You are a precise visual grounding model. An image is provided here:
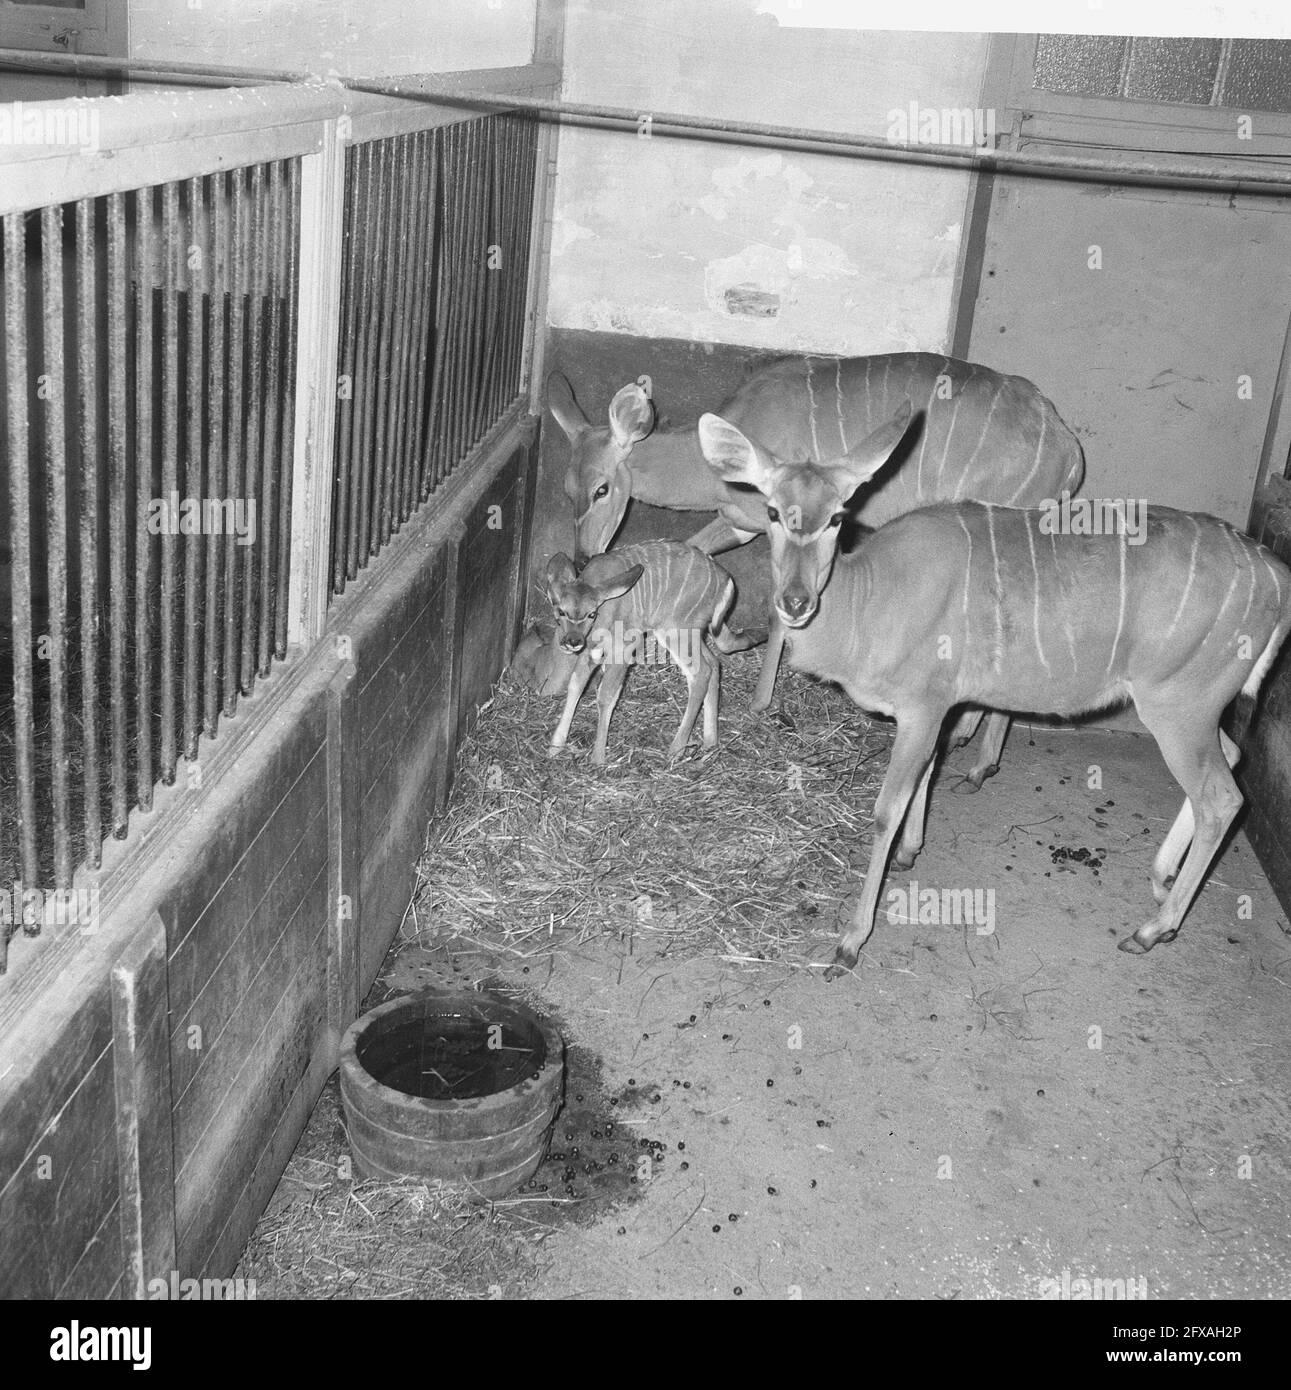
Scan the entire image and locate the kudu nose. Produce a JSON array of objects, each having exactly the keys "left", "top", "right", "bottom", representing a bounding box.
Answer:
[{"left": 780, "top": 589, "right": 814, "bottom": 622}]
